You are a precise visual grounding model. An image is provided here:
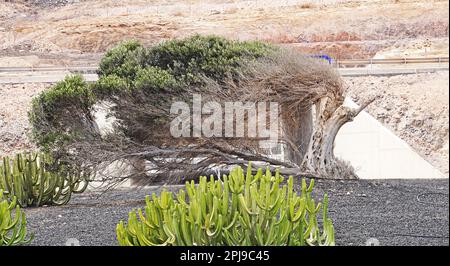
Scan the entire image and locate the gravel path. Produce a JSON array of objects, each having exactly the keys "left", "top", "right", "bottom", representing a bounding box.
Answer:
[{"left": 23, "top": 179, "right": 449, "bottom": 246}]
